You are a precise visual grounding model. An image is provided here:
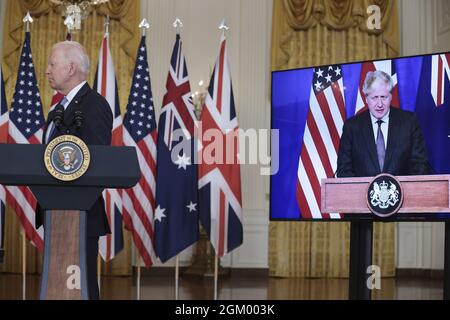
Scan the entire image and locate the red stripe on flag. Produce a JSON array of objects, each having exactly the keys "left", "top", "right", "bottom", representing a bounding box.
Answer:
[
  {"left": 219, "top": 190, "right": 225, "bottom": 257},
  {"left": 122, "top": 207, "right": 153, "bottom": 267},
  {"left": 306, "top": 115, "right": 334, "bottom": 176},
  {"left": 296, "top": 179, "right": 312, "bottom": 219},
  {"left": 0, "top": 123, "right": 8, "bottom": 143},
  {"left": 331, "top": 82, "right": 346, "bottom": 121},
  {"left": 111, "top": 125, "right": 123, "bottom": 146},
  {"left": 105, "top": 191, "right": 112, "bottom": 261},
  {"left": 5, "top": 189, "right": 43, "bottom": 251},
  {"left": 315, "top": 92, "right": 341, "bottom": 153},
  {"left": 28, "top": 135, "right": 41, "bottom": 145},
  {"left": 322, "top": 213, "right": 331, "bottom": 219},
  {"left": 123, "top": 188, "right": 154, "bottom": 240},
  {"left": 216, "top": 40, "right": 226, "bottom": 113},
  {"left": 438, "top": 56, "right": 443, "bottom": 107},
  {"left": 300, "top": 147, "right": 321, "bottom": 209}
]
